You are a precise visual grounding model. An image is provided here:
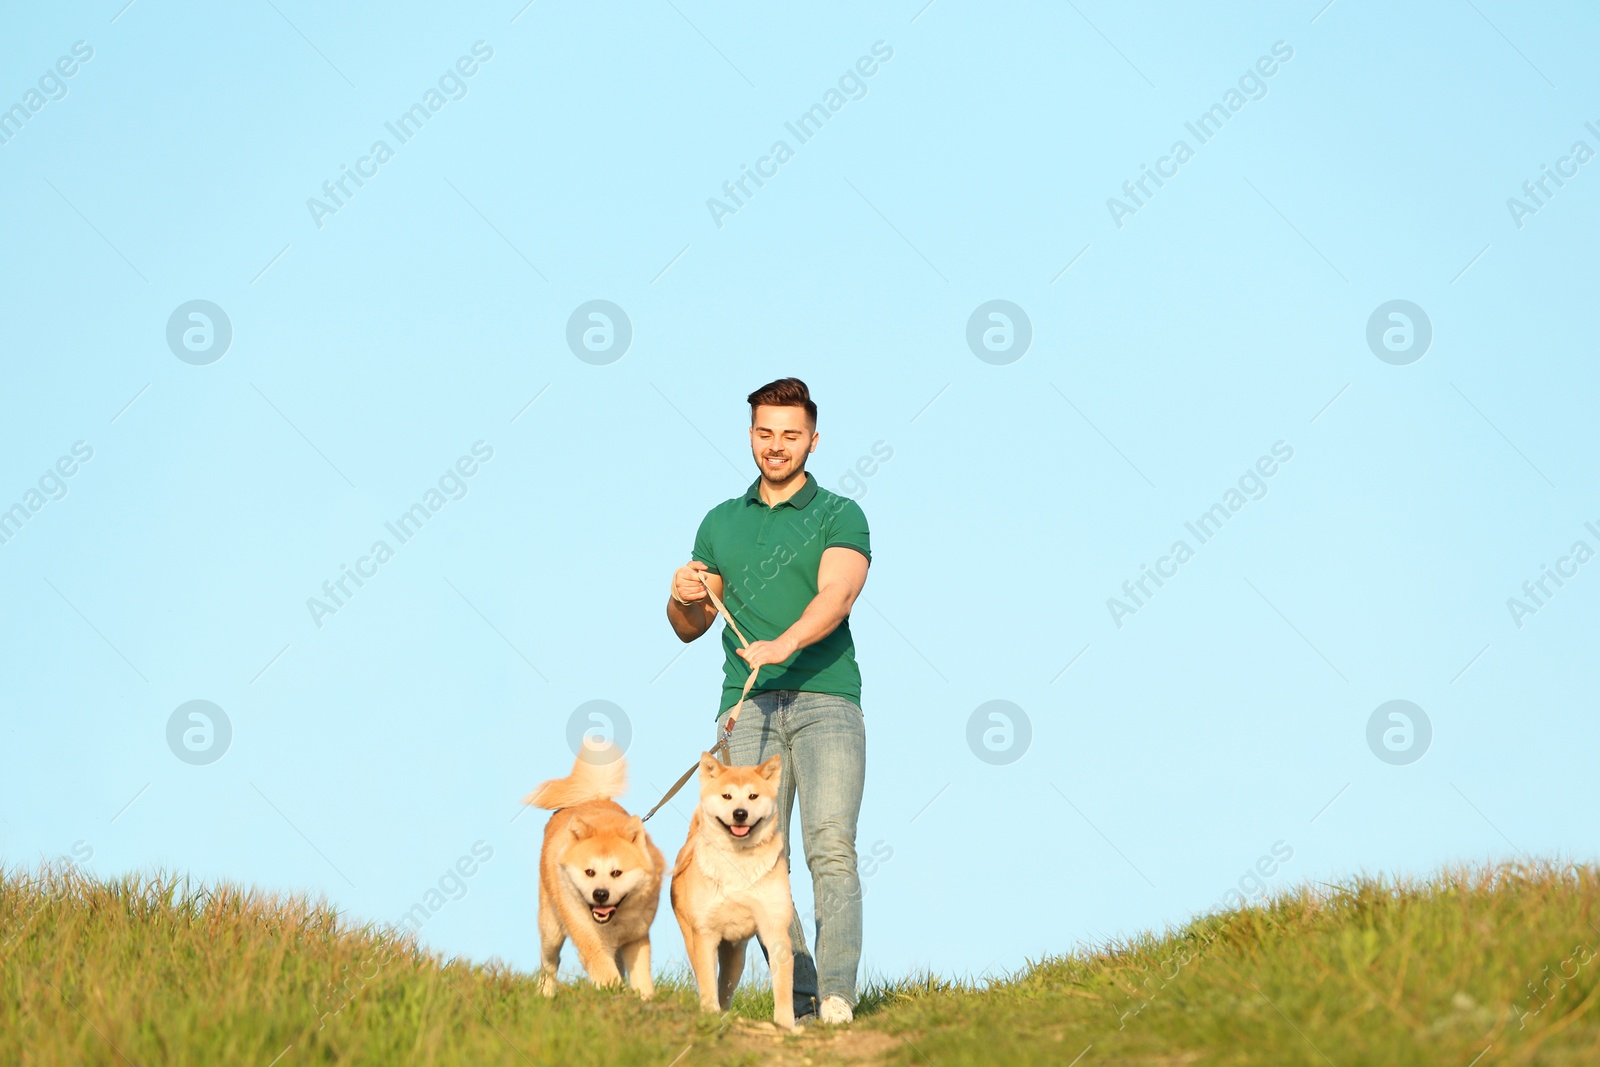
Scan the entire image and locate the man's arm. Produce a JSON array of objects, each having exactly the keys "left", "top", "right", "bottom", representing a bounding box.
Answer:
[
  {"left": 667, "top": 561, "right": 723, "bottom": 642},
  {"left": 736, "top": 546, "right": 869, "bottom": 669}
]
